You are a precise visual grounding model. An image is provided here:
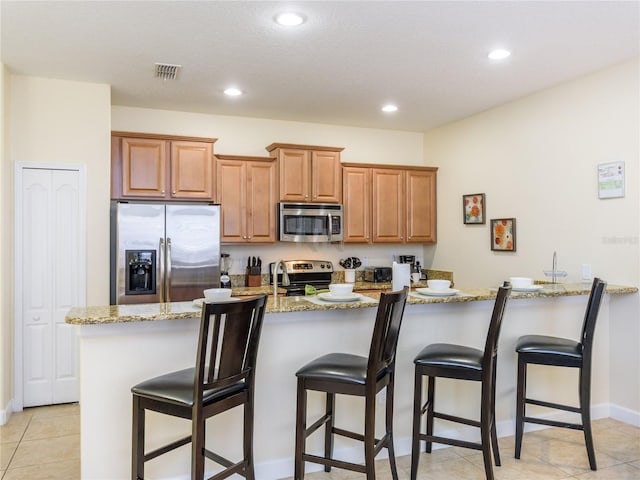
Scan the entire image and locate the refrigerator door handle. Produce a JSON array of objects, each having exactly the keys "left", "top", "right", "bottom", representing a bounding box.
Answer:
[
  {"left": 159, "top": 238, "right": 165, "bottom": 303},
  {"left": 166, "top": 237, "right": 172, "bottom": 303}
]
